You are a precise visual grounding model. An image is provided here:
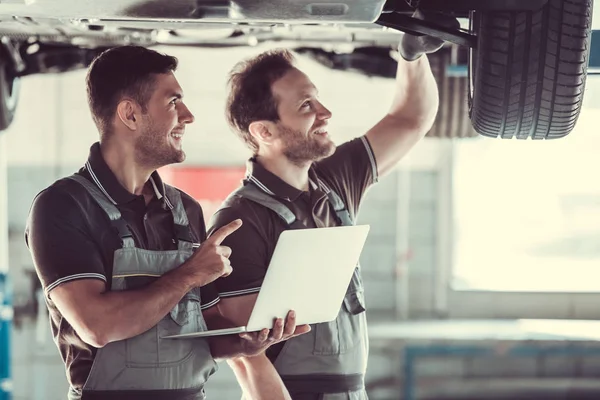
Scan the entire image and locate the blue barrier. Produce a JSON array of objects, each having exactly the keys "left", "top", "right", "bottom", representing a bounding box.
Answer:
[
  {"left": 589, "top": 30, "right": 600, "bottom": 73},
  {"left": 445, "top": 65, "right": 468, "bottom": 77},
  {"left": 0, "top": 273, "right": 11, "bottom": 400},
  {"left": 402, "top": 343, "right": 600, "bottom": 400}
]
